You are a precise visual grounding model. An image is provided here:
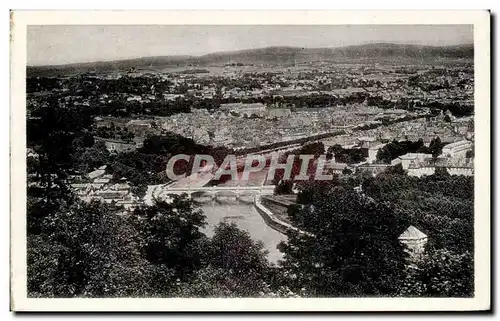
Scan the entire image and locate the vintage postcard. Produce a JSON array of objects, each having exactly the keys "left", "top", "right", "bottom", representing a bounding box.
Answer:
[{"left": 10, "top": 10, "right": 490, "bottom": 312}]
